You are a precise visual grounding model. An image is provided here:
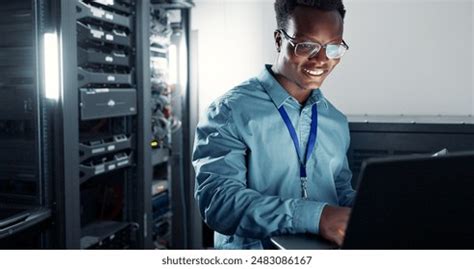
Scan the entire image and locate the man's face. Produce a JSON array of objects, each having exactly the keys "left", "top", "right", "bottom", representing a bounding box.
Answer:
[{"left": 274, "top": 6, "right": 344, "bottom": 92}]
